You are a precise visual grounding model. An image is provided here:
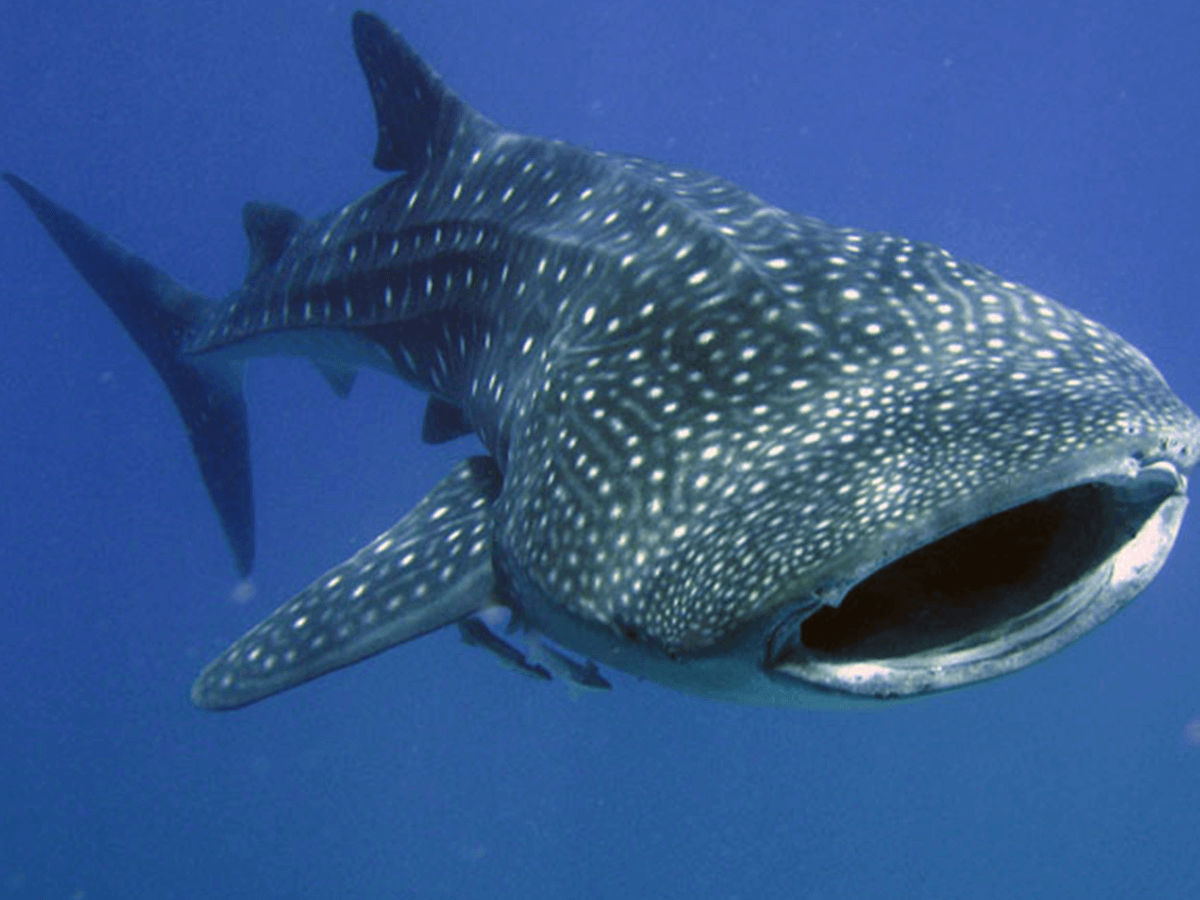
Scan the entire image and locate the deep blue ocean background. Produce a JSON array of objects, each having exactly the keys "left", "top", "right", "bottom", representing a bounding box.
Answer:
[{"left": 2, "top": 2, "right": 1198, "bottom": 897}]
